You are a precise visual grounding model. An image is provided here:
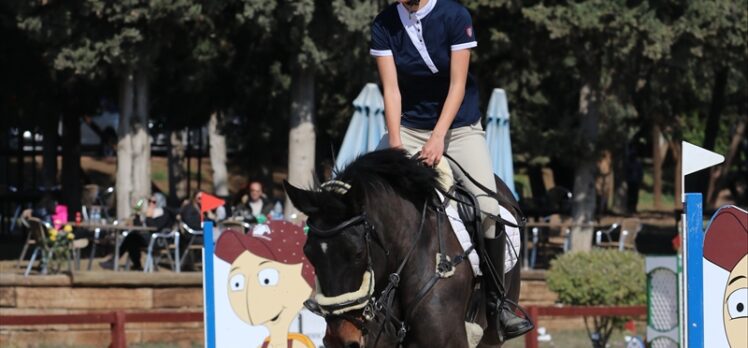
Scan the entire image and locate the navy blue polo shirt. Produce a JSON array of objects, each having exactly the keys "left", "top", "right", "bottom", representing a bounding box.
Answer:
[{"left": 370, "top": 0, "right": 481, "bottom": 130}]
